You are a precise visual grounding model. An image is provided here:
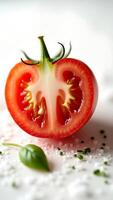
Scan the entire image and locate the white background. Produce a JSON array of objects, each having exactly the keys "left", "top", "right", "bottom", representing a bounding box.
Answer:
[
  {"left": 0, "top": 0, "right": 113, "bottom": 106},
  {"left": 0, "top": 1, "right": 113, "bottom": 200}
]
